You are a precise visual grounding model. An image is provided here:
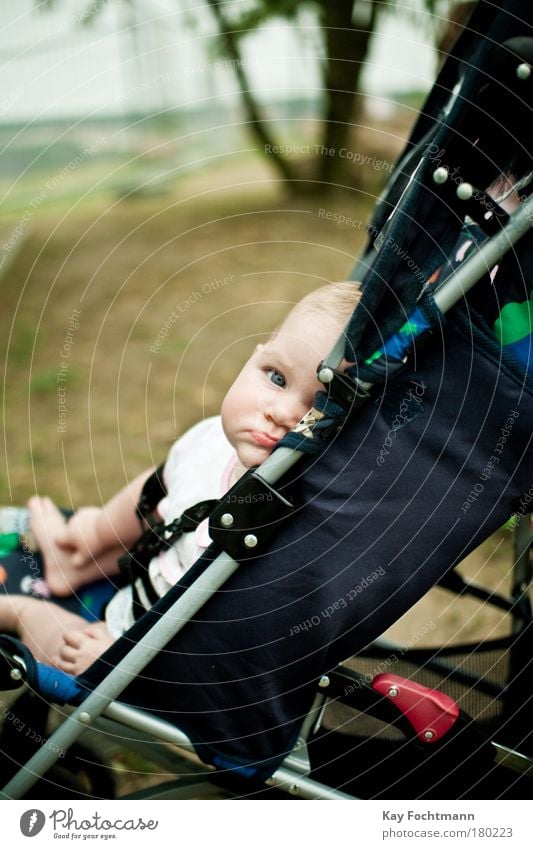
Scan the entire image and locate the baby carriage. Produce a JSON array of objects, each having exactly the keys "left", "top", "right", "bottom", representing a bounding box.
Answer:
[{"left": 0, "top": 0, "right": 532, "bottom": 800}]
